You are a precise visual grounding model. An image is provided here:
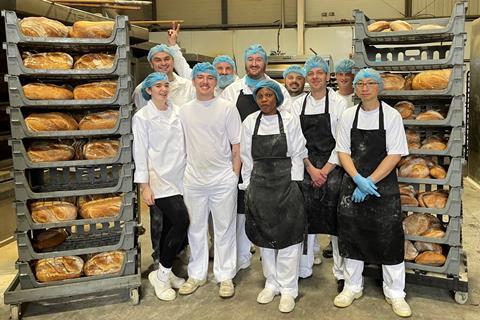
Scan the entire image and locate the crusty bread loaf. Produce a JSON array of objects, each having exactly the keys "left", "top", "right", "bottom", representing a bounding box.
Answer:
[
  {"left": 429, "top": 165, "right": 447, "bottom": 179},
  {"left": 403, "top": 213, "right": 442, "bottom": 236},
  {"left": 82, "top": 140, "right": 119, "bottom": 160},
  {"left": 381, "top": 73, "right": 405, "bottom": 90},
  {"left": 19, "top": 17, "right": 68, "bottom": 38},
  {"left": 416, "top": 24, "right": 445, "bottom": 31},
  {"left": 74, "top": 53, "right": 115, "bottom": 70},
  {"left": 394, "top": 101, "right": 415, "bottom": 119},
  {"left": 25, "top": 112, "right": 78, "bottom": 131},
  {"left": 414, "top": 241, "right": 442, "bottom": 253},
  {"left": 31, "top": 201, "right": 77, "bottom": 223},
  {"left": 79, "top": 110, "right": 119, "bottom": 130},
  {"left": 406, "top": 129, "right": 420, "bottom": 144},
  {"left": 412, "top": 69, "right": 451, "bottom": 90},
  {"left": 421, "top": 141, "right": 447, "bottom": 150},
  {"left": 390, "top": 20, "right": 413, "bottom": 31},
  {"left": 73, "top": 81, "right": 116, "bottom": 100},
  {"left": 415, "top": 251, "right": 446, "bottom": 266},
  {"left": 401, "top": 194, "right": 419, "bottom": 207},
  {"left": 69, "top": 21, "right": 115, "bottom": 38},
  {"left": 421, "top": 228, "right": 446, "bottom": 239},
  {"left": 405, "top": 240, "right": 418, "bottom": 261},
  {"left": 399, "top": 161, "right": 430, "bottom": 179},
  {"left": 399, "top": 184, "right": 416, "bottom": 198},
  {"left": 416, "top": 110, "right": 444, "bottom": 121},
  {"left": 23, "top": 83, "right": 74, "bottom": 100},
  {"left": 404, "top": 74, "right": 415, "bottom": 90},
  {"left": 367, "top": 21, "right": 390, "bottom": 32},
  {"left": 23, "top": 52, "right": 73, "bottom": 70},
  {"left": 79, "top": 196, "right": 122, "bottom": 219},
  {"left": 83, "top": 251, "right": 125, "bottom": 276},
  {"left": 33, "top": 229, "right": 68, "bottom": 250},
  {"left": 35, "top": 256, "right": 83, "bottom": 282},
  {"left": 27, "top": 142, "right": 75, "bottom": 162}
]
